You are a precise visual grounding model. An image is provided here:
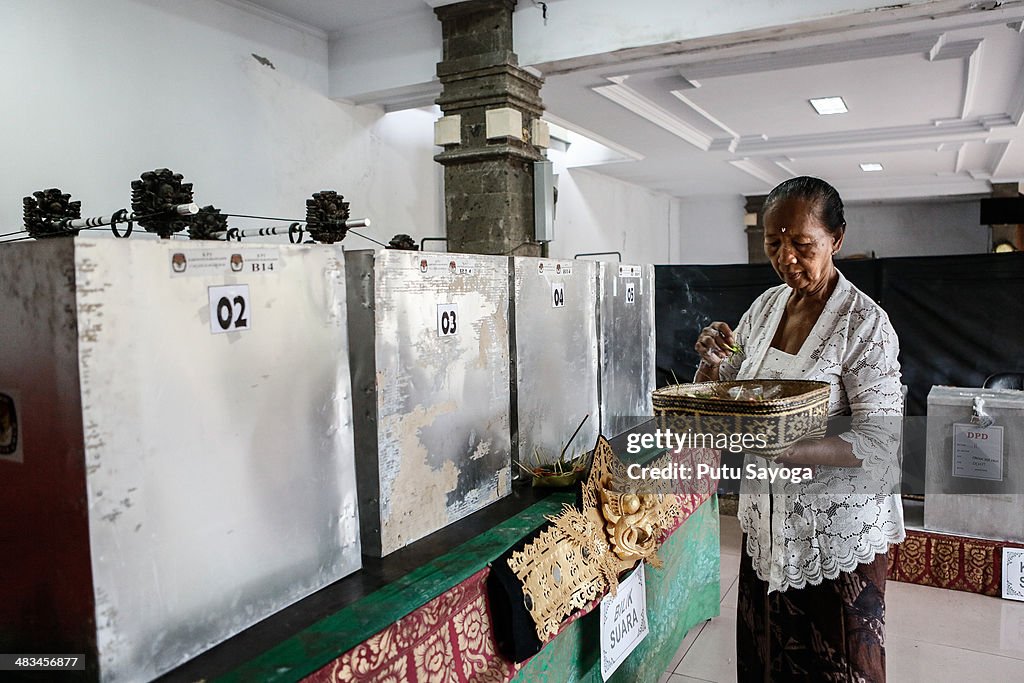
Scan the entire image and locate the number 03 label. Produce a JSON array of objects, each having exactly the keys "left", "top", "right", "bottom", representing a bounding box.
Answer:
[
  {"left": 208, "top": 284, "right": 251, "bottom": 334},
  {"left": 437, "top": 303, "right": 458, "bottom": 337}
]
